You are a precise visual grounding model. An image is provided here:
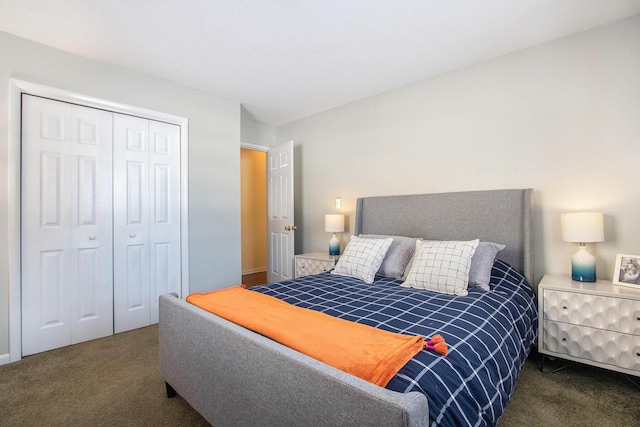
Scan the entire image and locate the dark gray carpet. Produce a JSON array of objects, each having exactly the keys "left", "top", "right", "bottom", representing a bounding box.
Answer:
[
  {"left": 501, "top": 354, "right": 639, "bottom": 427},
  {"left": 1, "top": 325, "right": 638, "bottom": 426},
  {"left": 0, "top": 325, "right": 208, "bottom": 426}
]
